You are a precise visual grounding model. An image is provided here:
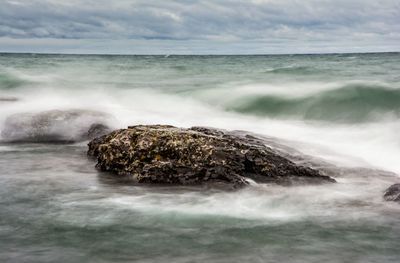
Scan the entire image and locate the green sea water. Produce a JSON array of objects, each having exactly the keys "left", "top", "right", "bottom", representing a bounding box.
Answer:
[{"left": 0, "top": 53, "right": 400, "bottom": 262}]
